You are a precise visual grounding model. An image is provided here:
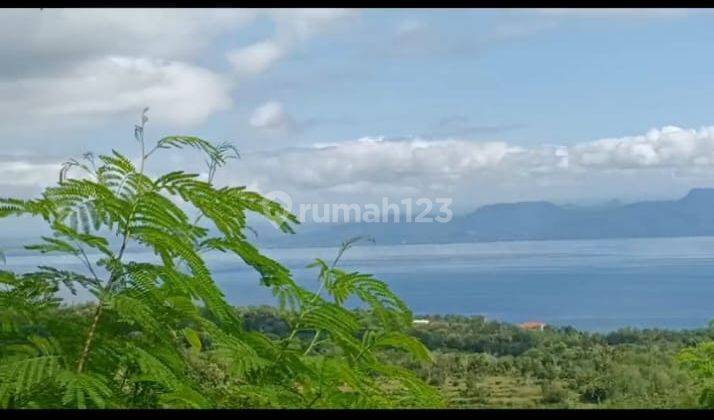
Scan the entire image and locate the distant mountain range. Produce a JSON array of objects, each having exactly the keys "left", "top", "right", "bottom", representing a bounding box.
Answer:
[{"left": 255, "top": 188, "right": 714, "bottom": 247}]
